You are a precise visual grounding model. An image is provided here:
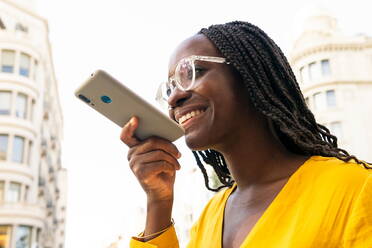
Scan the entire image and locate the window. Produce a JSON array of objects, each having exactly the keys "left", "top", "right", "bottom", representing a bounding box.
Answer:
[
  {"left": 0, "top": 182, "right": 4, "bottom": 202},
  {"left": 35, "top": 228, "right": 41, "bottom": 248},
  {"left": 321, "top": 59, "right": 331, "bottom": 76},
  {"left": 313, "top": 92, "right": 325, "bottom": 110},
  {"left": 0, "top": 225, "right": 11, "bottom": 248},
  {"left": 299, "top": 67, "right": 304, "bottom": 82},
  {"left": 308, "top": 62, "right": 318, "bottom": 81},
  {"left": 7, "top": 182, "right": 21, "bottom": 202},
  {"left": 15, "top": 93, "right": 28, "bottom": 119},
  {"left": 300, "top": 66, "right": 308, "bottom": 83},
  {"left": 15, "top": 23, "right": 28, "bottom": 33},
  {"left": 15, "top": 226, "right": 31, "bottom": 248},
  {"left": 0, "top": 134, "right": 8, "bottom": 161},
  {"left": 0, "top": 91, "right": 11, "bottom": 115},
  {"left": 326, "top": 90, "right": 336, "bottom": 107},
  {"left": 19, "top": 53, "right": 31, "bottom": 77},
  {"left": 12, "top": 136, "right": 25, "bottom": 163},
  {"left": 1, "top": 50, "right": 15, "bottom": 73},
  {"left": 330, "top": 122, "right": 342, "bottom": 138}
]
